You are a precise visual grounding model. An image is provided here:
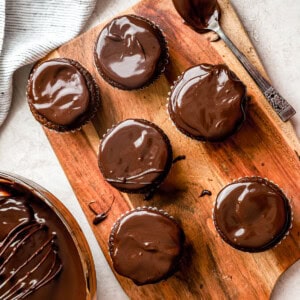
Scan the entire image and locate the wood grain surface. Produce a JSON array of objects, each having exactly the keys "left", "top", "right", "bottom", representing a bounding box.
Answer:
[{"left": 42, "top": 0, "right": 300, "bottom": 299}]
